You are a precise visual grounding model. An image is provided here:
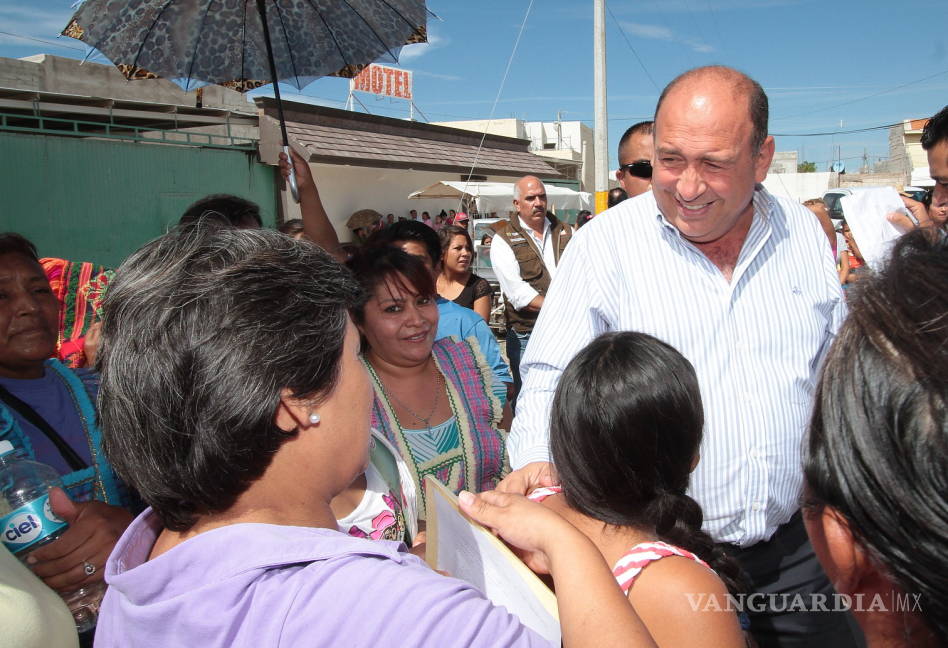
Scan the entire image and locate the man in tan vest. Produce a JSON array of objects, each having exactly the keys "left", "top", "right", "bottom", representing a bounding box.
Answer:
[{"left": 489, "top": 175, "right": 572, "bottom": 402}]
